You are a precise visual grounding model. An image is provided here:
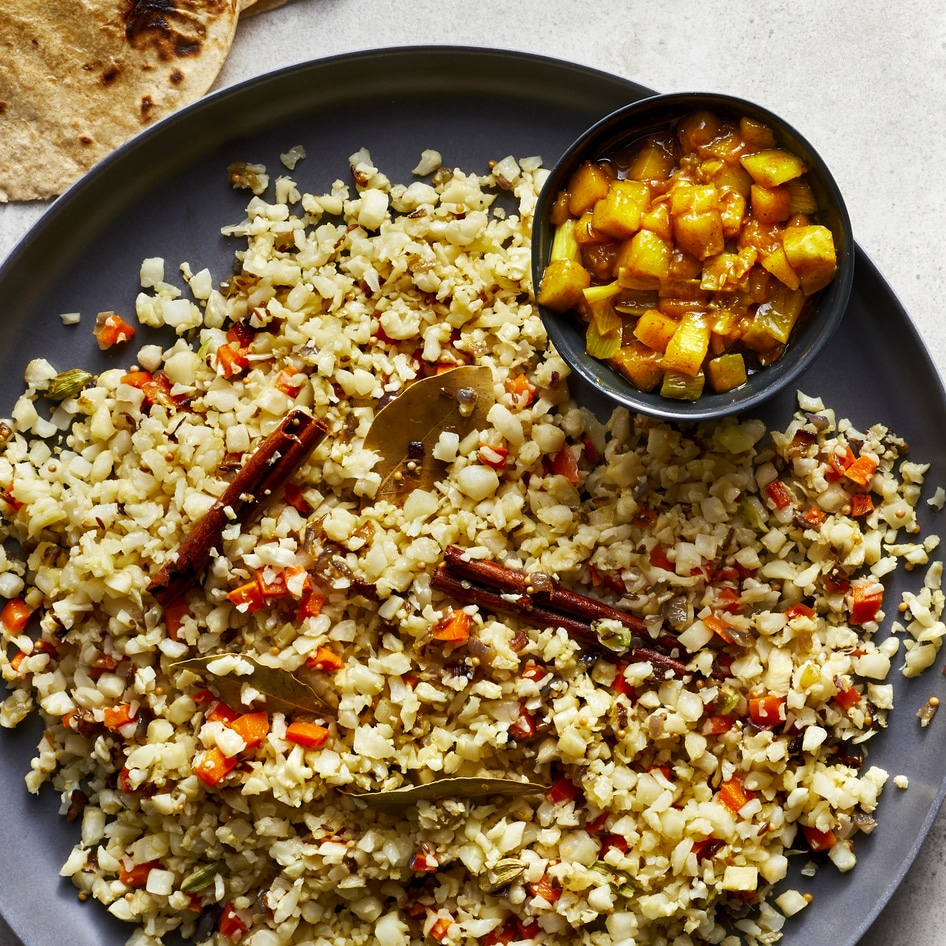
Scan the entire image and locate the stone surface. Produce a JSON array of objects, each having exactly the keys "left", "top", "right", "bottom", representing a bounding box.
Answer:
[{"left": 1, "top": 2, "right": 945, "bottom": 945}]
